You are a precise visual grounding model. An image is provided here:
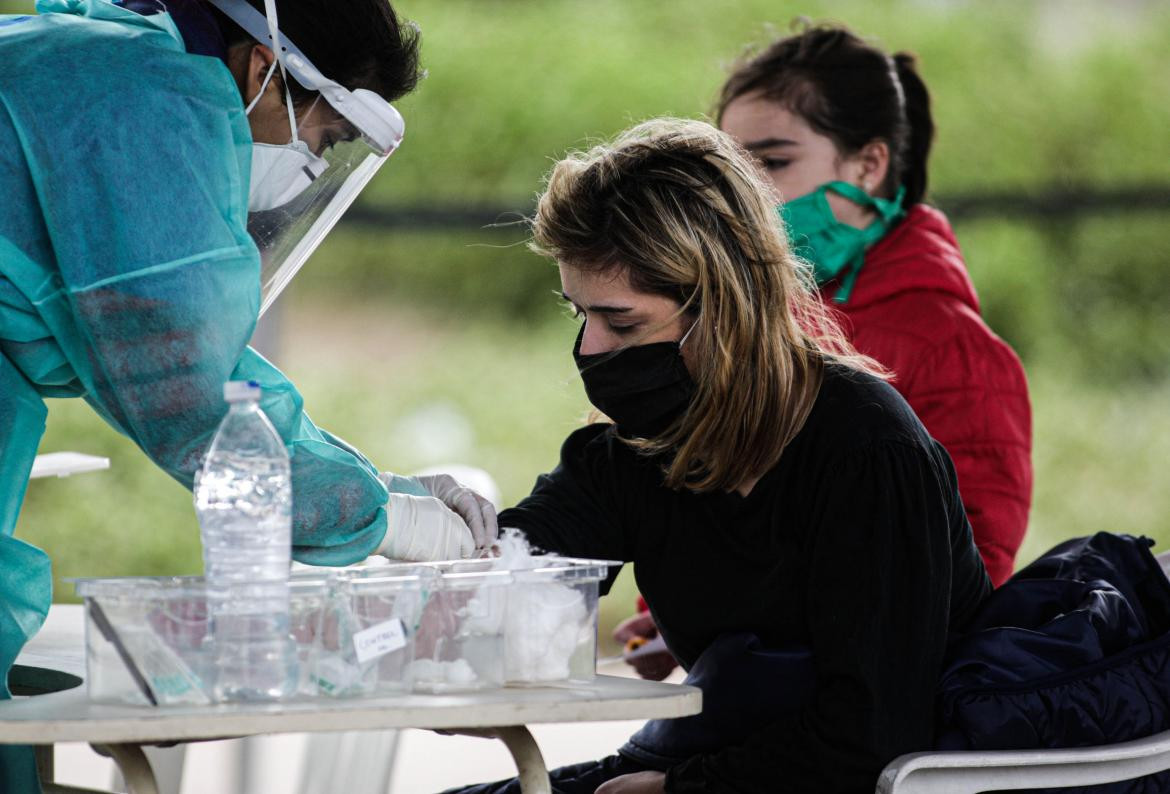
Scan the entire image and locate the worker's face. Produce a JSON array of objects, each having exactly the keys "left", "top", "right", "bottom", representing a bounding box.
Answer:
[
  {"left": 560, "top": 264, "right": 693, "bottom": 366},
  {"left": 240, "top": 45, "right": 359, "bottom": 156},
  {"left": 720, "top": 92, "right": 886, "bottom": 229}
]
